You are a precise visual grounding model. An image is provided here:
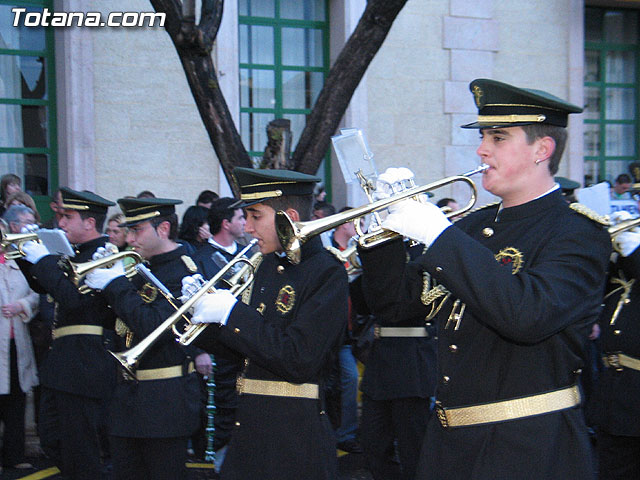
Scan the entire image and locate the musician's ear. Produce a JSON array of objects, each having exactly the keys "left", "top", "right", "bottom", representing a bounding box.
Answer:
[{"left": 284, "top": 208, "right": 300, "bottom": 223}]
